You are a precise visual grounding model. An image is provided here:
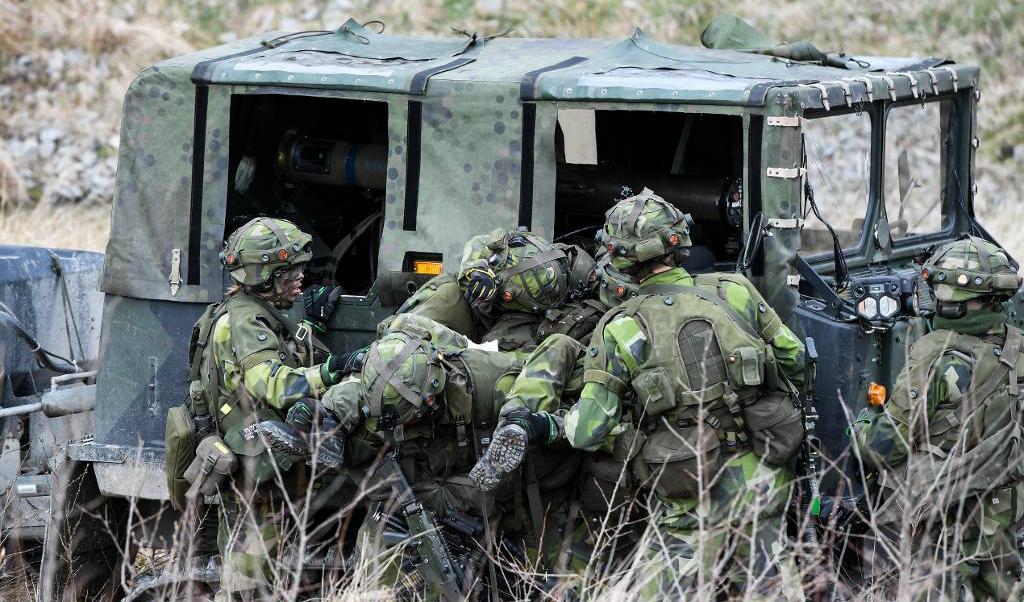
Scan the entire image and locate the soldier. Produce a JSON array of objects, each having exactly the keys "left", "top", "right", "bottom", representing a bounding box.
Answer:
[
  {"left": 184, "top": 217, "right": 355, "bottom": 600},
  {"left": 472, "top": 188, "right": 806, "bottom": 597},
  {"left": 852, "top": 236, "right": 1024, "bottom": 600},
  {"left": 391, "top": 227, "right": 598, "bottom": 351},
  {"left": 260, "top": 312, "right": 588, "bottom": 597}
]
